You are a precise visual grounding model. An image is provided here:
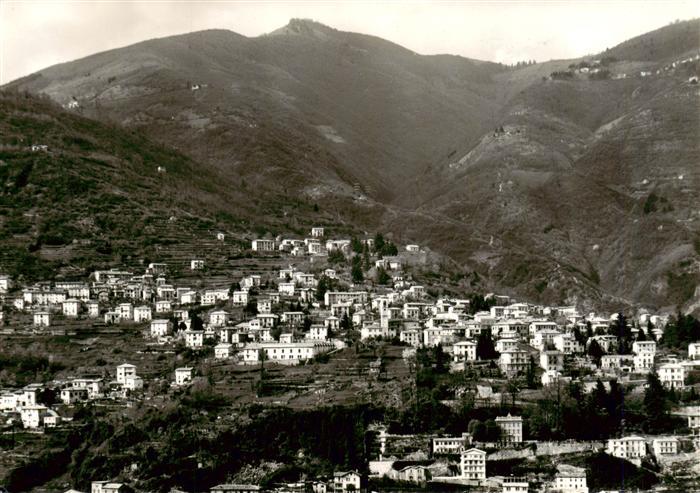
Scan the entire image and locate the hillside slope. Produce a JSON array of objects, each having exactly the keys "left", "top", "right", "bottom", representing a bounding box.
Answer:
[
  {"left": 0, "top": 91, "right": 354, "bottom": 281},
  {"left": 5, "top": 18, "right": 700, "bottom": 311}
]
